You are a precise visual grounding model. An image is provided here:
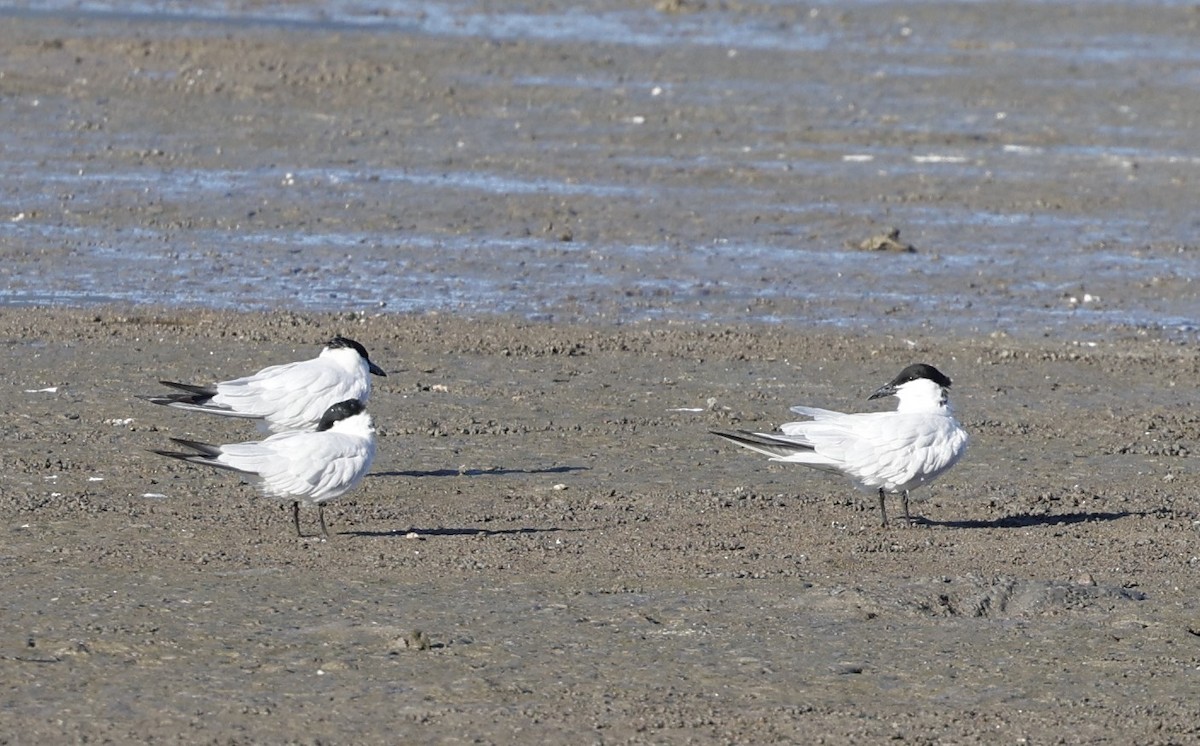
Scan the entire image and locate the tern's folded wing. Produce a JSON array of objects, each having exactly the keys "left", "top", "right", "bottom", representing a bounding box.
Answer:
[
  {"left": 238, "top": 431, "right": 375, "bottom": 501},
  {"left": 787, "top": 405, "right": 847, "bottom": 421},
  {"left": 216, "top": 360, "right": 363, "bottom": 427}
]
